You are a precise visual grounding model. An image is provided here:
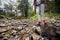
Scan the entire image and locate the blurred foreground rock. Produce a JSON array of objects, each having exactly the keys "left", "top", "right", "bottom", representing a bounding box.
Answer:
[{"left": 0, "top": 18, "right": 60, "bottom": 40}]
